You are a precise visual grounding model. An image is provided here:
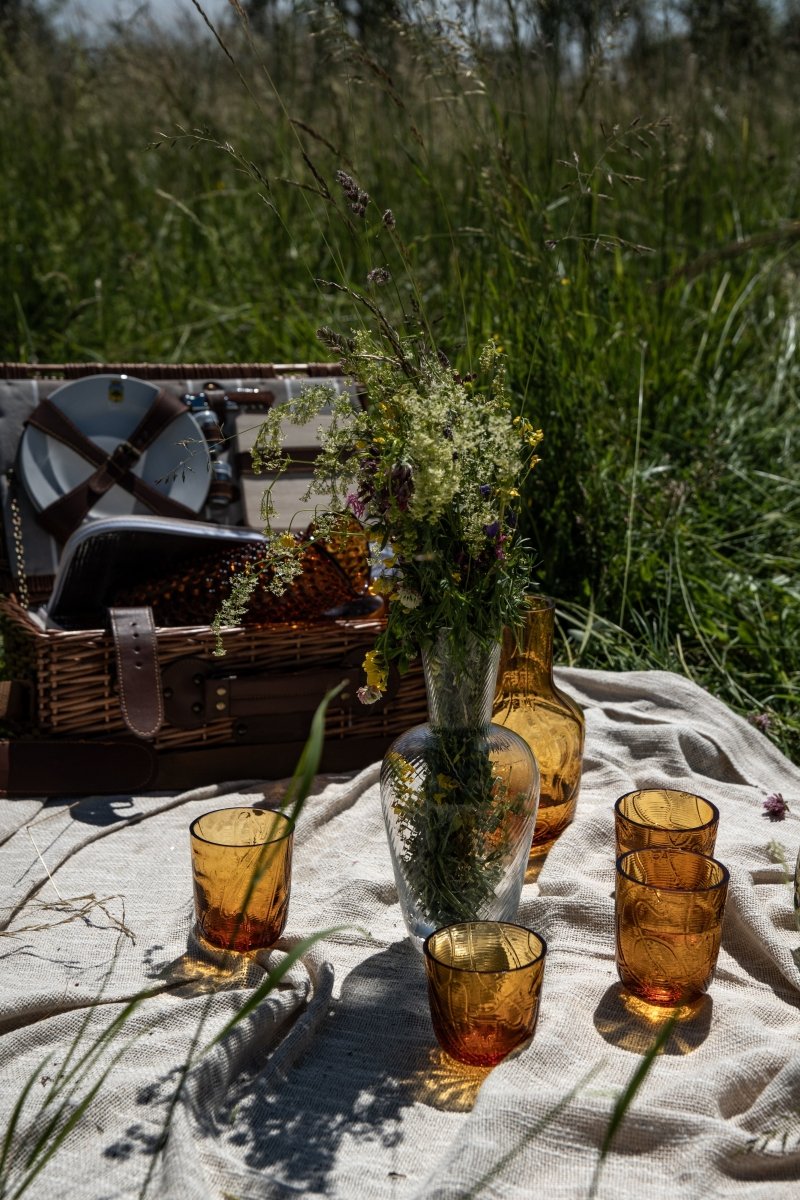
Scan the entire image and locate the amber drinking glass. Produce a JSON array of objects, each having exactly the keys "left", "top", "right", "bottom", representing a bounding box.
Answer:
[
  {"left": 190, "top": 807, "right": 293, "bottom": 952},
  {"left": 615, "top": 789, "right": 719, "bottom": 858},
  {"left": 423, "top": 921, "right": 547, "bottom": 1067},
  {"left": 615, "top": 848, "right": 729, "bottom": 1007}
]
